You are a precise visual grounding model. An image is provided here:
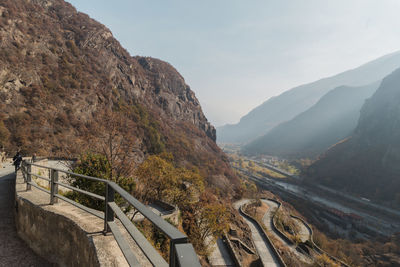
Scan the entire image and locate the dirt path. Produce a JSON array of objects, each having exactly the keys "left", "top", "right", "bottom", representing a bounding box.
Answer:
[{"left": 0, "top": 164, "right": 52, "bottom": 267}]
